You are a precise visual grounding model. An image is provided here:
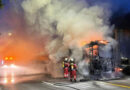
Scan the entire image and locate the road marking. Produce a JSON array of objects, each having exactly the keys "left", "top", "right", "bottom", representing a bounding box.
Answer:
[
  {"left": 105, "top": 82, "right": 130, "bottom": 89},
  {"left": 42, "top": 81, "right": 93, "bottom": 90},
  {"left": 42, "top": 81, "right": 60, "bottom": 87},
  {"left": 42, "top": 81, "right": 79, "bottom": 90},
  {"left": 42, "top": 82, "right": 54, "bottom": 86},
  {"left": 43, "top": 81, "right": 130, "bottom": 89}
]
